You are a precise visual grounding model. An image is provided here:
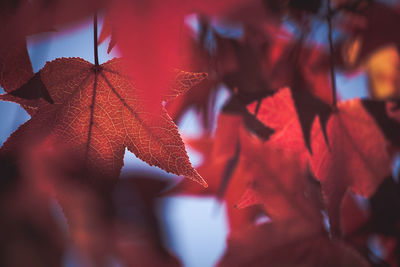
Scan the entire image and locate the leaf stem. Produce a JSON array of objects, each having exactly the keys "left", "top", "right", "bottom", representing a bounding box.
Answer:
[
  {"left": 327, "top": 0, "right": 337, "bottom": 110},
  {"left": 94, "top": 12, "right": 99, "bottom": 66}
]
